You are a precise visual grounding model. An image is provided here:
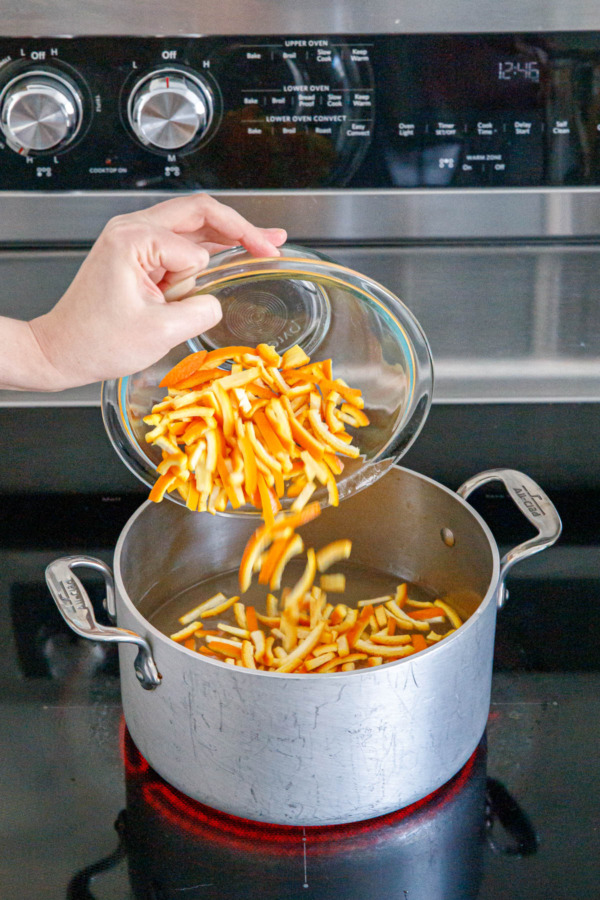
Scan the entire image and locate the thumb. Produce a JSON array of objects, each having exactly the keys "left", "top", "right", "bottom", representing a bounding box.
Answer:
[{"left": 160, "top": 292, "right": 223, "bottom": 345}]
